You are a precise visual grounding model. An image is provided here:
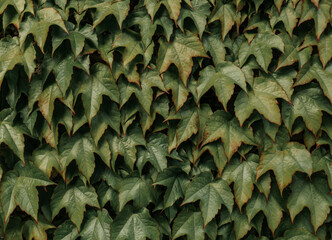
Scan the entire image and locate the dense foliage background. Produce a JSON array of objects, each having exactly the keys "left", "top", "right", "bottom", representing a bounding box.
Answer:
[{"left": 0, "top": 0, "right": 332, "bottom": 239}]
